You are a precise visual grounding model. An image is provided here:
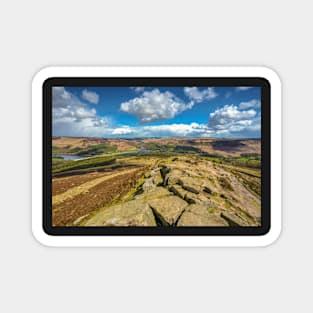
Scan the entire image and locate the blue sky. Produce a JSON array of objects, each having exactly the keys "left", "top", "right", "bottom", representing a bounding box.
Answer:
[{"left": 52, "top": 86, "right": 261, "bottom": 138}]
